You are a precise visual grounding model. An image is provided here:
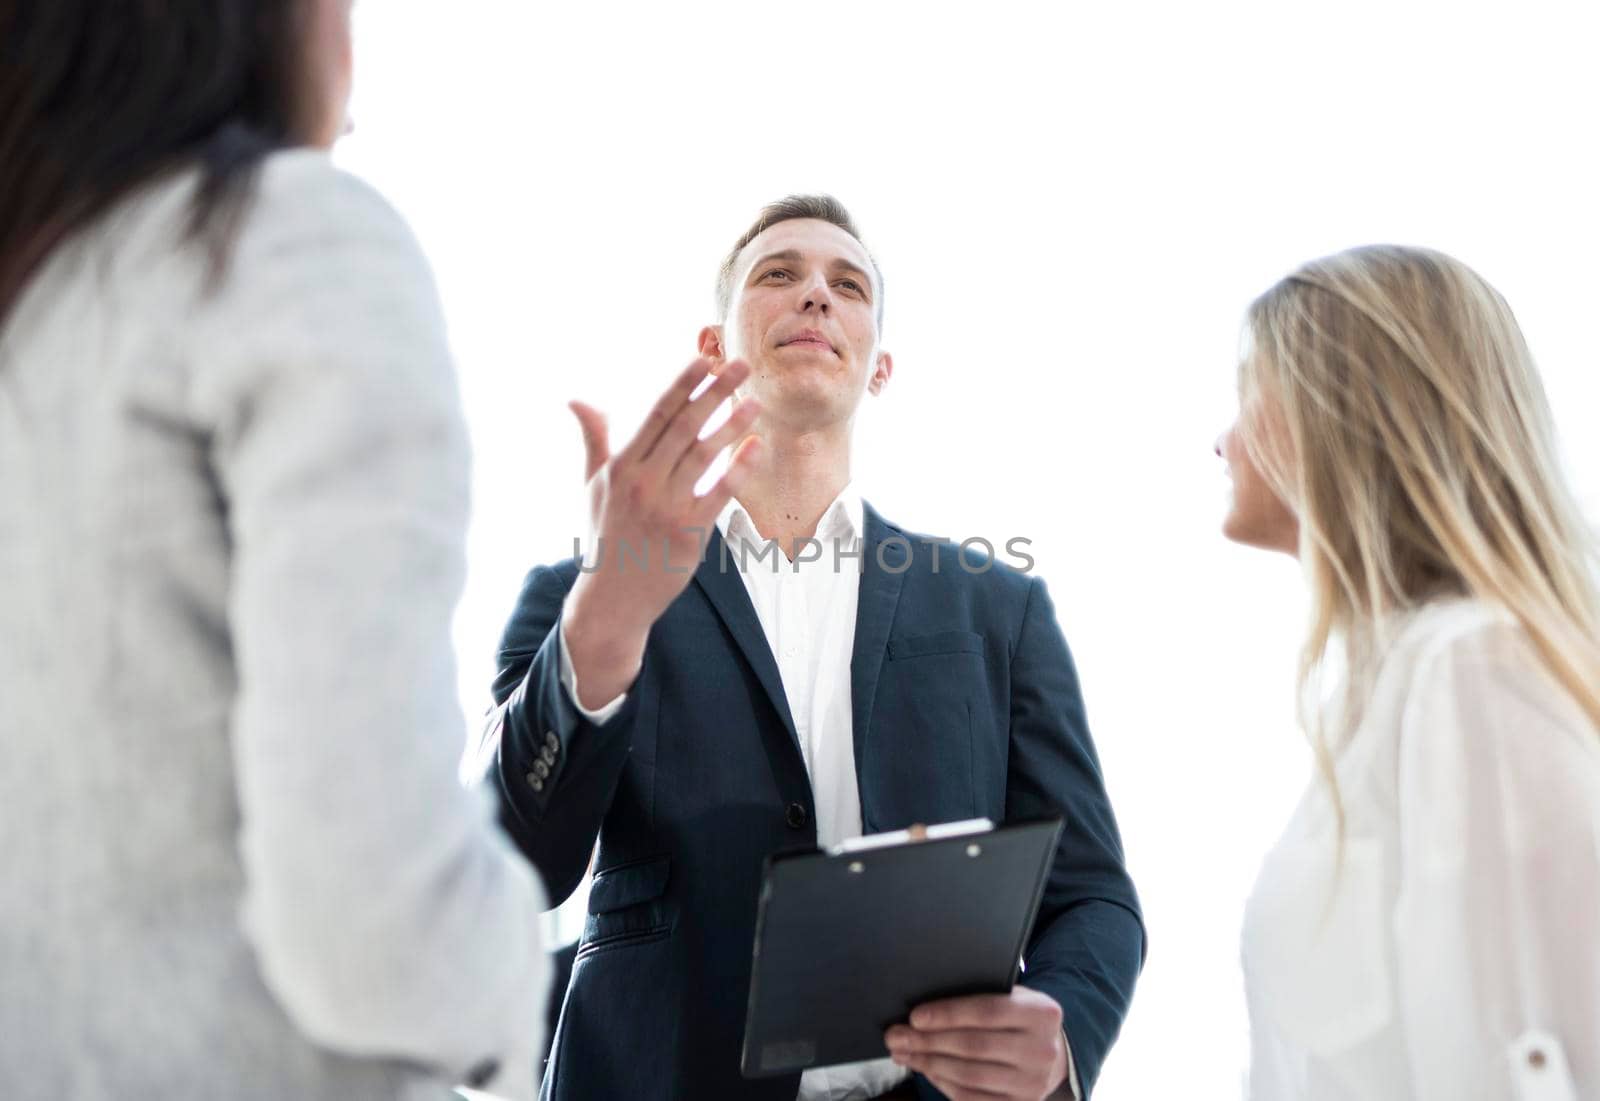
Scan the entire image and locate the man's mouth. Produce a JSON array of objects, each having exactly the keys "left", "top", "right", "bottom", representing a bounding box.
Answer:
[{"left": 778, "top": 330, "right": 836, "bottom": 354}]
